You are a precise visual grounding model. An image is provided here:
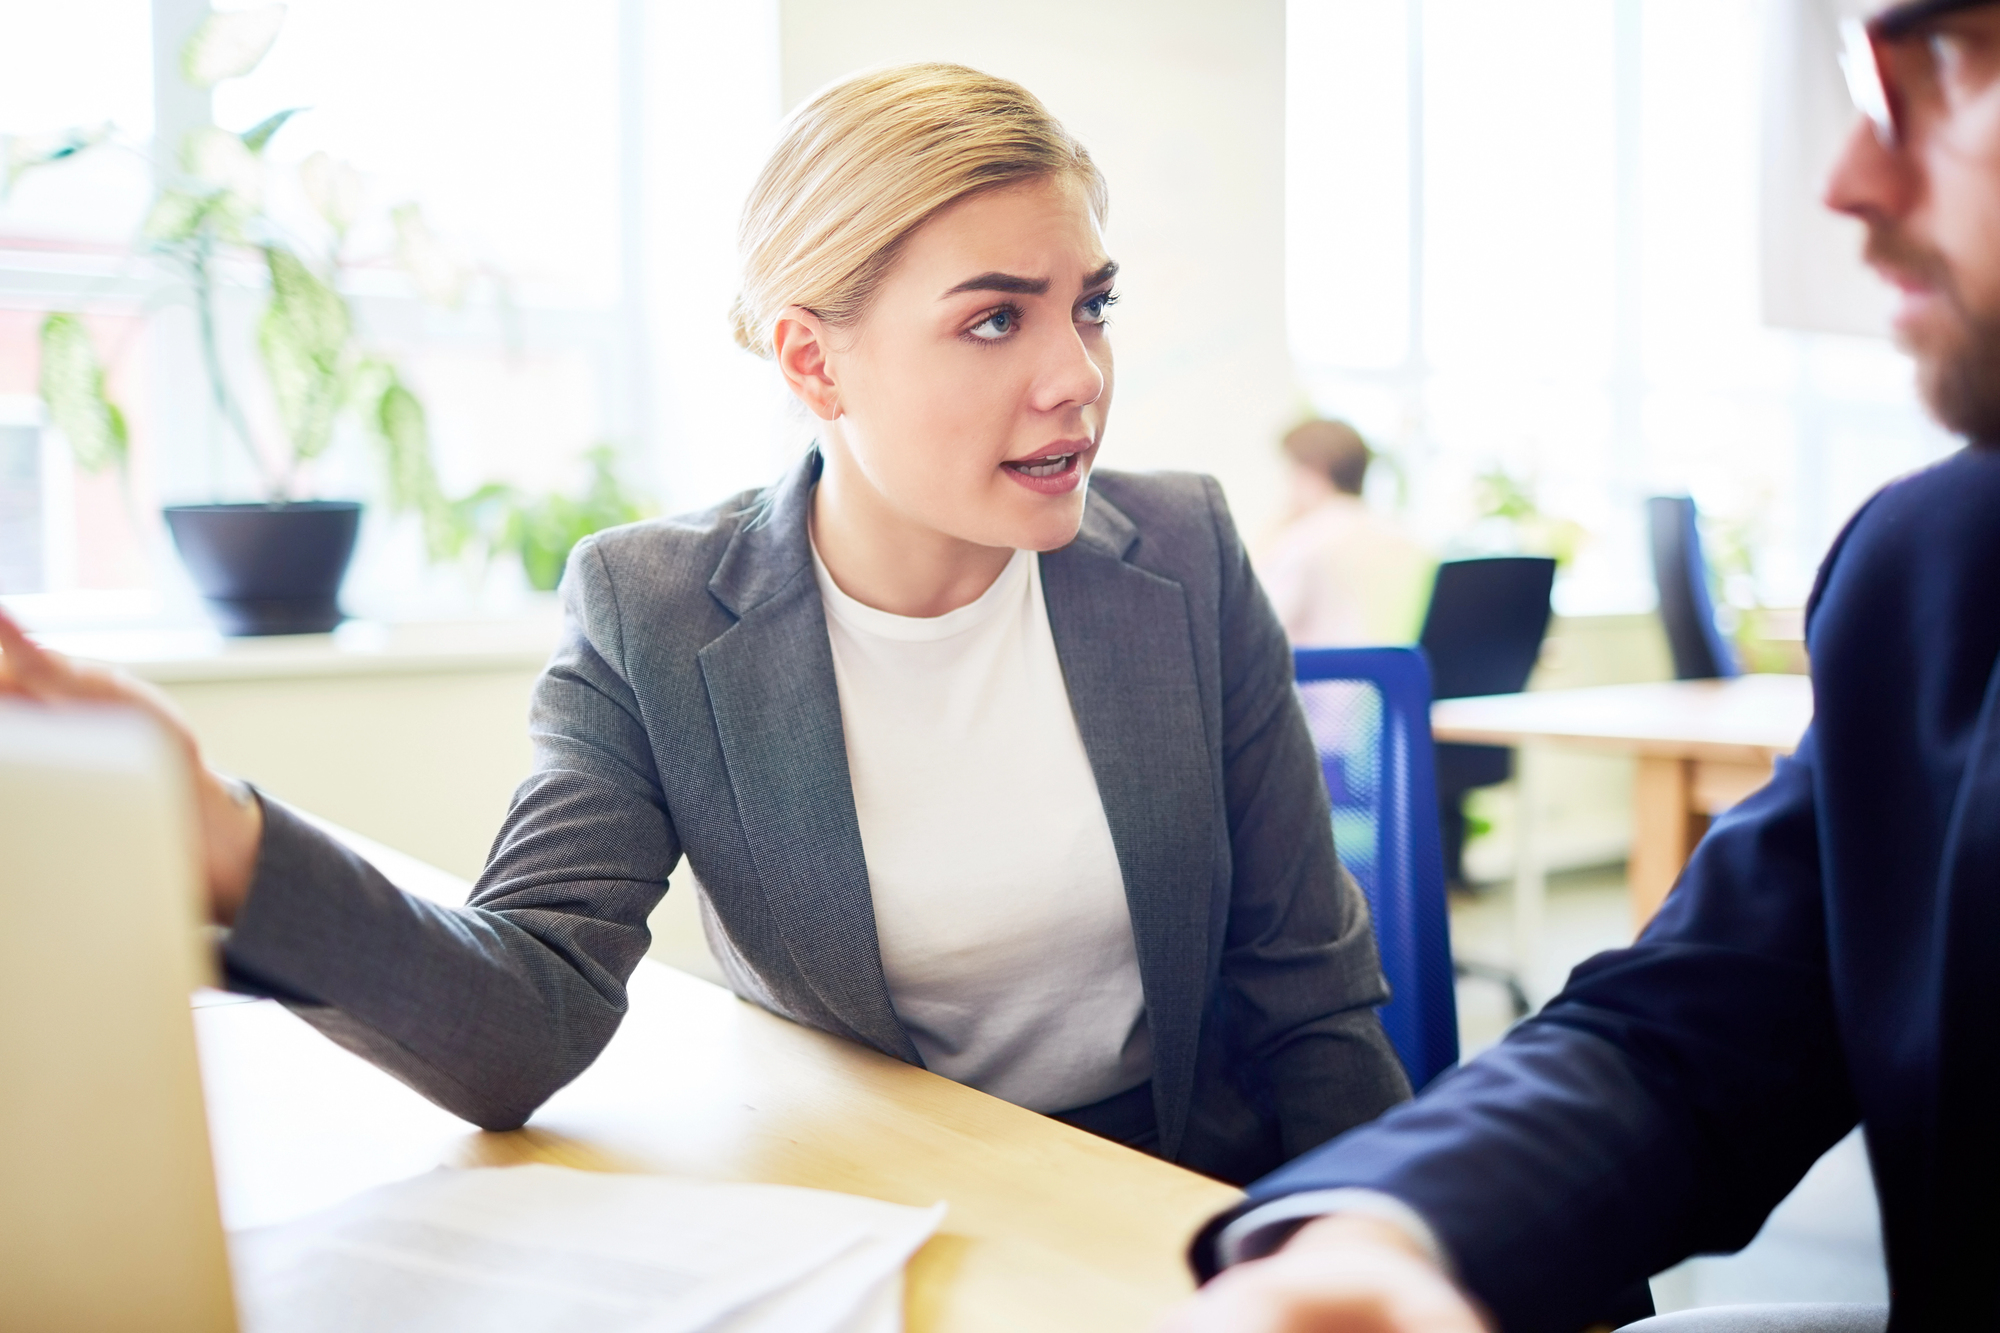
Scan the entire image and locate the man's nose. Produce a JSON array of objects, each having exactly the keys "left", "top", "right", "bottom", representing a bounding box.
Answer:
[{"left": 1824, "top": 114, "right": 1916, "bottom": 223}]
